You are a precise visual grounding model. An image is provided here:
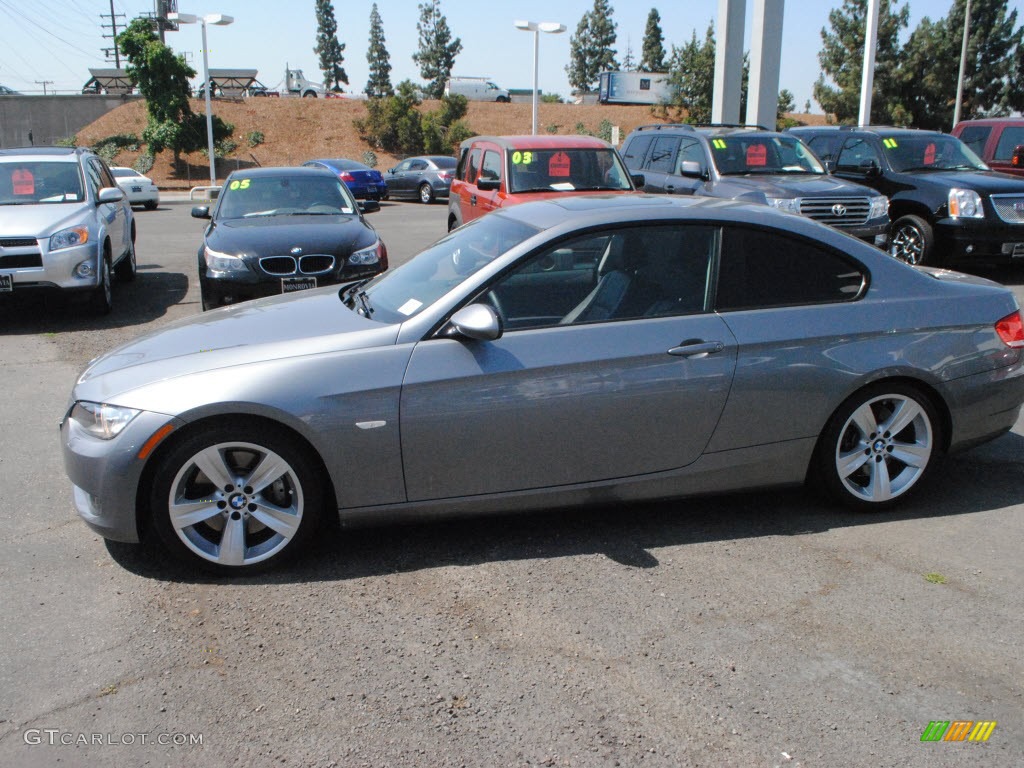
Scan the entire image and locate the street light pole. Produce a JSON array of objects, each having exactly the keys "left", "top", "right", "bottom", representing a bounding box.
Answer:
[
  {"left": 169, "top": 11, "right": 234, "bottom": 187},
  {"left": 514, "top": 20, "right": 566, "bottom": 135}
]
